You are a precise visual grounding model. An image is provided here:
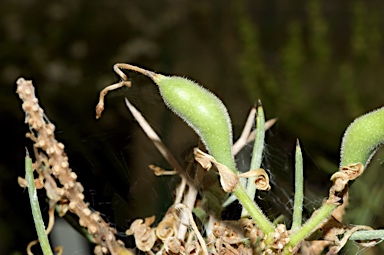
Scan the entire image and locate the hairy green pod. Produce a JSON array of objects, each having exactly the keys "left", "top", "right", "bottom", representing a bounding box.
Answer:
[
  {"left": 98, "top": 64, "right": 236, "bottom": 172},
  {"left": 152, "top": 74, "right": 236, "bottom": 172},
  {"left": 97, "top": 64, "right": 275, "bottom": 233},
  {"left": 340, "top": 106, "right": 384, "bottom": 168}
]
